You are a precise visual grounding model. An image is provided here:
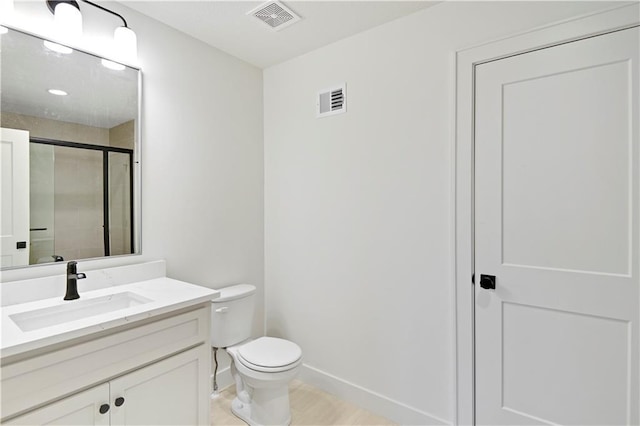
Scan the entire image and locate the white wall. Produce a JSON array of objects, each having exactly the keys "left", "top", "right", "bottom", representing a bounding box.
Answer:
[
  {"left": 128, "top": 4, "right": 265, "bottom": 375},
  {"left": 263, "top": 2, "right": 621, "bottom": 424},
  {"left": 126, "top": 5, "right": 265, "bottom": 334}
]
